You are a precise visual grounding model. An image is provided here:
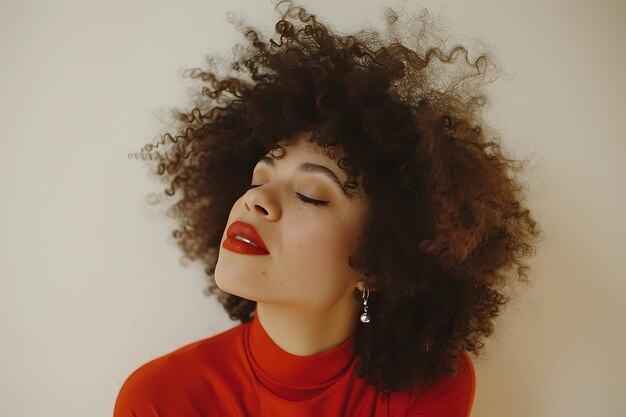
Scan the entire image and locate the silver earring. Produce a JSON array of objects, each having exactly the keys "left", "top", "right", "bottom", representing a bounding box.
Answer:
[{"left": 360, "top": 286, "right": 371, "bottom": 324}]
